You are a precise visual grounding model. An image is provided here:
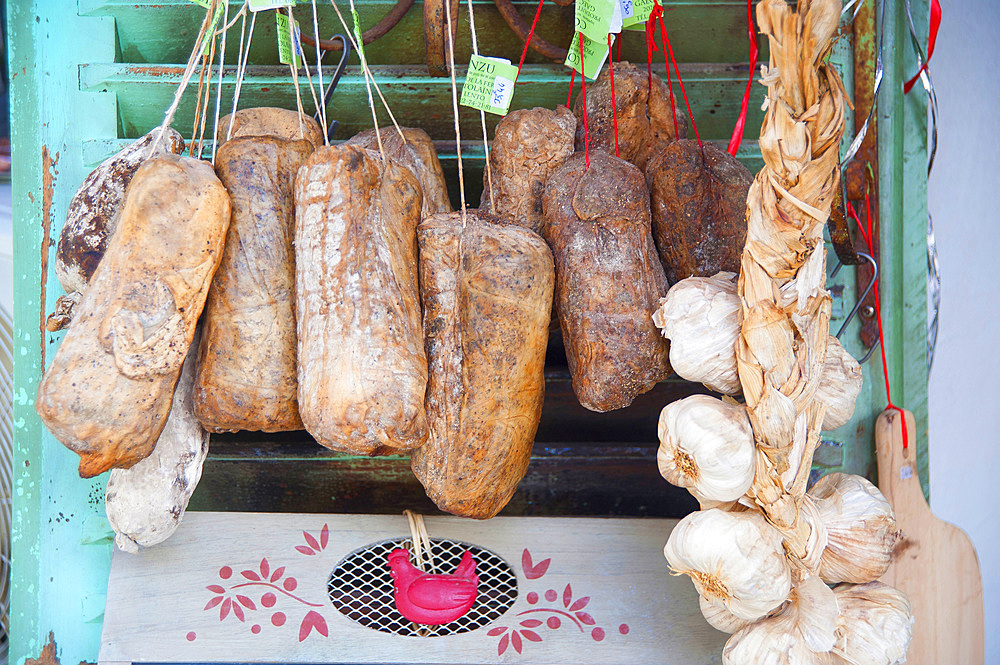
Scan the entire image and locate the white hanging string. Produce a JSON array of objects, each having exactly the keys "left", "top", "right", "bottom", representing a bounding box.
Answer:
[
  {"left": 442, "top": 0, "right": 466, "bottom": 223},
  {"left": 344, "top": 0, "right": 385, "bottom": 160},
  {"left": 285, "top": 7, "right": 307, "bottom": 140},
  {"left": 227, "top": 9, "right": 256, "bottom": 141},
  {"left": 294, "top": 27, "right": 325, "bottom": 137},
  {"left": 148, "top": 1, "right": 218, "bottom": 157},
  {"left": 193, "top": 7, "right": 220, "bottom": 158},
  {"left": 311, "top": 0, "right": 329, "bottom": 142},
  {"left": 208, "top": 0, "right": 234, "bottom": 163},
  {"left": 327, "top": 0, "right": 407, "bottom": 144},
  {"left": 465, "top": 0, "right": 494, "bottom": 211}
]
